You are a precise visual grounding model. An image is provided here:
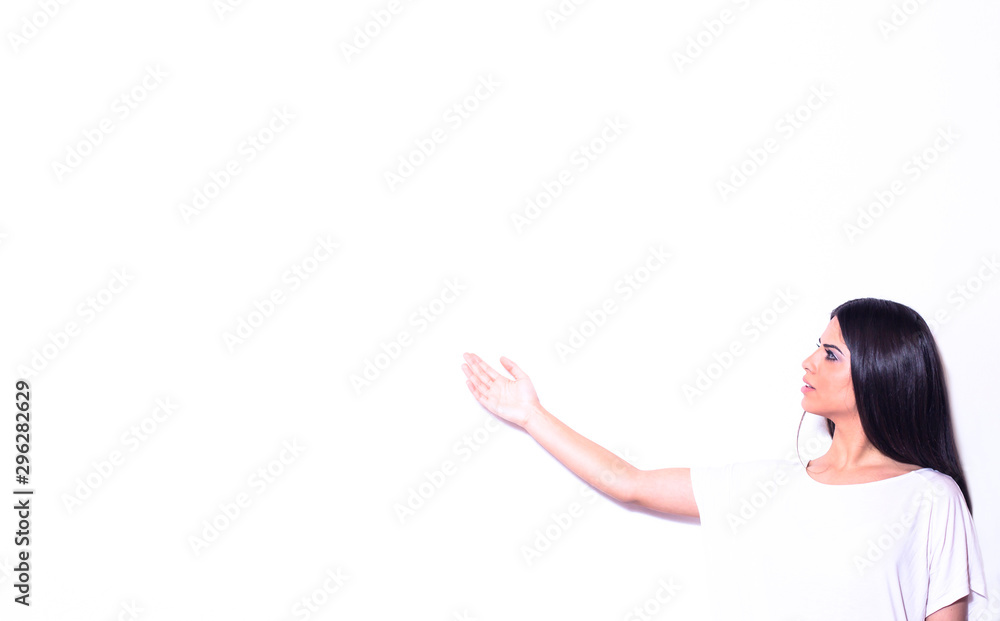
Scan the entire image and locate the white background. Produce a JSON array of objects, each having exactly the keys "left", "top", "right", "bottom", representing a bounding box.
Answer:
[{"left": 1, "top": 0, "right": 998, "bottom": 619}]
